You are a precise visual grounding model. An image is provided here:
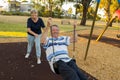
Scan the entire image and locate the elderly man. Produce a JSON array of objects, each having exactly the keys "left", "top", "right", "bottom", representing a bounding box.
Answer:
[{"left": 41, "top": 22, "right": 88, "bottom": 80}]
